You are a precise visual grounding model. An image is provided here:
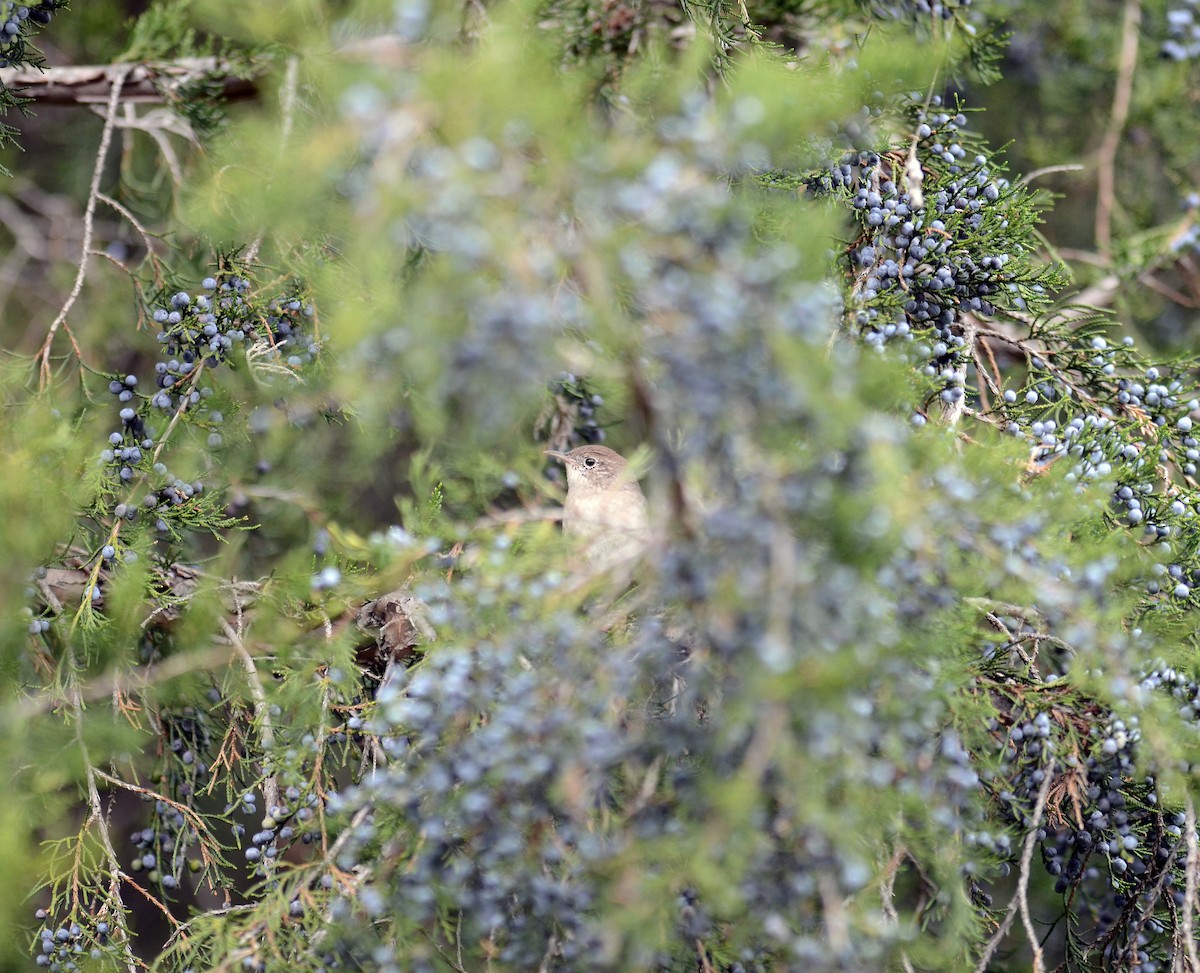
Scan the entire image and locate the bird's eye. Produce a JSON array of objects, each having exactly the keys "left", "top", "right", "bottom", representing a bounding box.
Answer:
[{"left": 584, "top": 457, "right": 597, "bottom": 468}]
